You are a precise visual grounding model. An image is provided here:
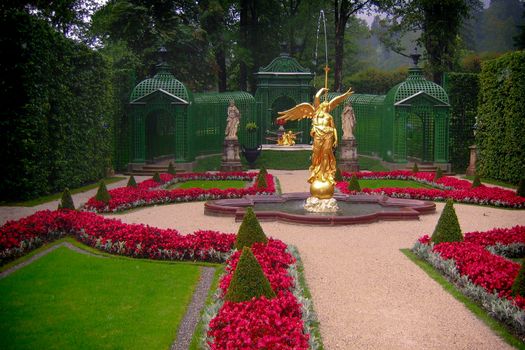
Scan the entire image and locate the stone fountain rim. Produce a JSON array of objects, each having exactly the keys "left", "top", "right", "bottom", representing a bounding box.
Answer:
[{"left": 204, "top": 192, "right": 436, "bottom": 226}]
